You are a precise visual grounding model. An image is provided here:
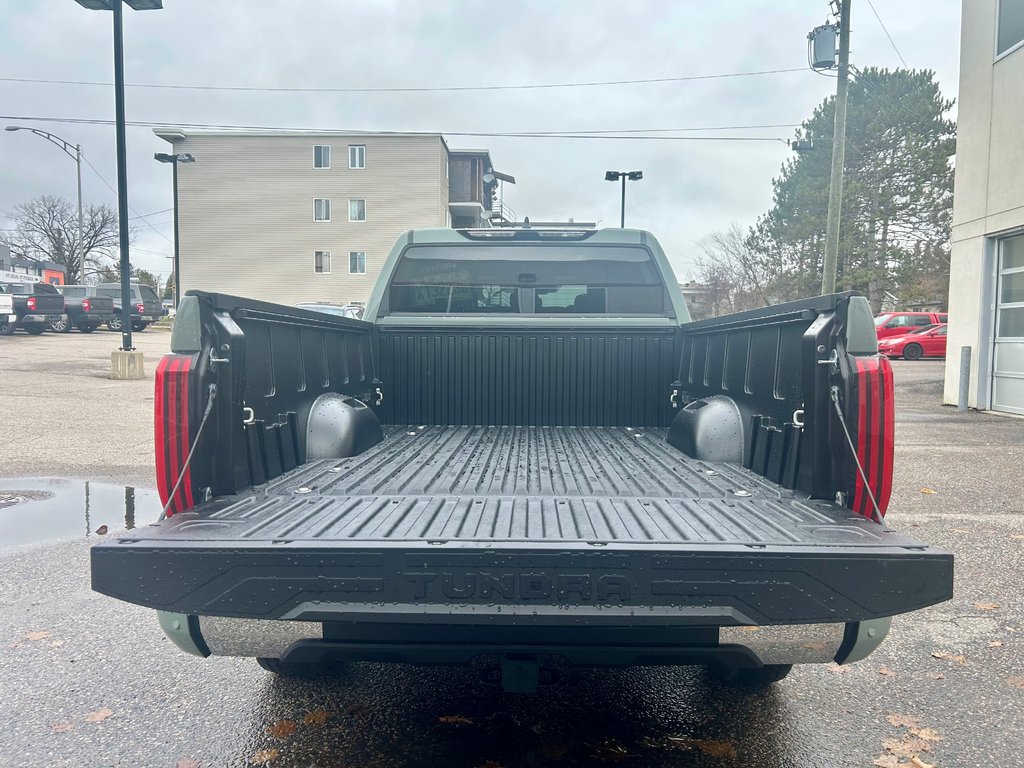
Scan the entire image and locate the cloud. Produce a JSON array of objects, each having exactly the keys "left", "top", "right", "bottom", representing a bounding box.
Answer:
[{"left": 0, "top": 0, "right": 961, "bottom": 280}]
